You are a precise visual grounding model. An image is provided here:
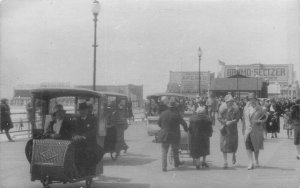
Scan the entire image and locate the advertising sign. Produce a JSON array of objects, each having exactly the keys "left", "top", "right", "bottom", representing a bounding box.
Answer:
[
  {"left": 224, "top": 64, "right": 292, "bottom": 83},
  {"left": 169, "top": 71, "right": 213, "bottom": 93}
]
